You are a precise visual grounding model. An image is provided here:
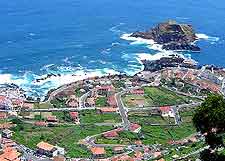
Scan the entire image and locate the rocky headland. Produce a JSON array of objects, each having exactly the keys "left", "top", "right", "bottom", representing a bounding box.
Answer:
[
  {"left": 142, "top": 55, "right": 198, "bottom": 72},
  {"left": 130, "top": 20, "right": 200, "bottom": 51}
]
